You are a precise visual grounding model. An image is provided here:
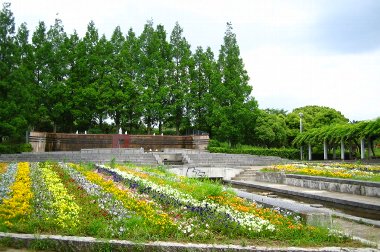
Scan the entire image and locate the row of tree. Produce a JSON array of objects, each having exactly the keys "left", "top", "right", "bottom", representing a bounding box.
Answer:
[
  {"left": 0, "top": 3, "right": 258, "bottom": 145},
  {"left": 1, "top": 3, "right": 365, "bottom": 149}
]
